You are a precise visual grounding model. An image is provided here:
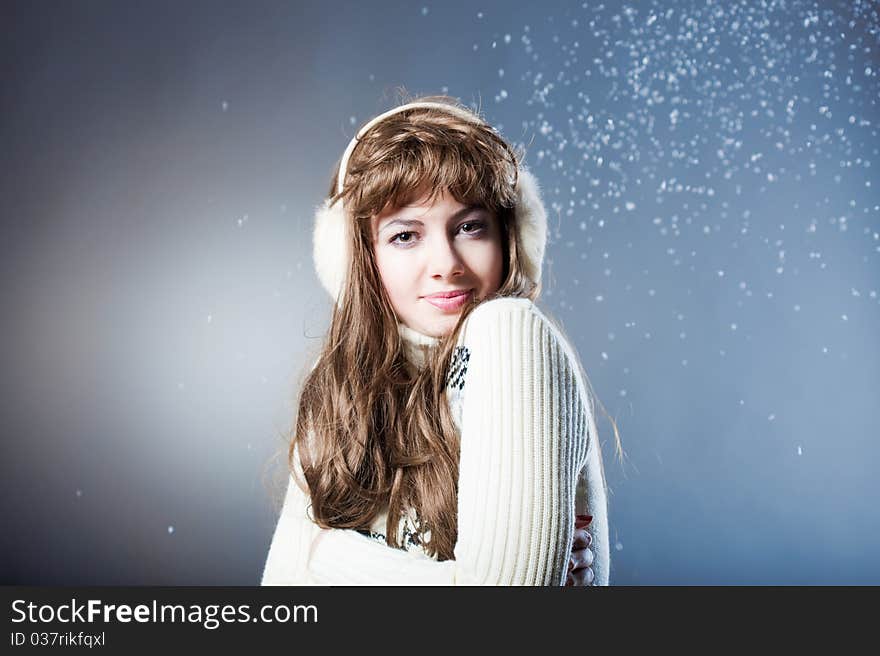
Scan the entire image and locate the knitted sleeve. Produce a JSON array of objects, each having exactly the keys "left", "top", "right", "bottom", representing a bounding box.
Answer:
[
  {"left": 261, "top": 298, "right": 608, "bottom": 585},
  {"left": 450, "top": 297, "right": 597, "bottom": 584}
]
